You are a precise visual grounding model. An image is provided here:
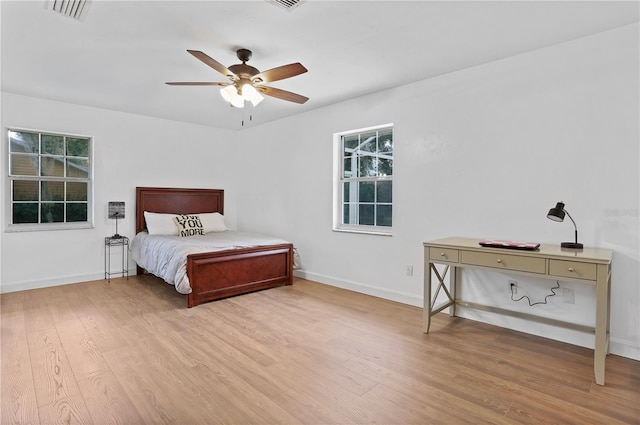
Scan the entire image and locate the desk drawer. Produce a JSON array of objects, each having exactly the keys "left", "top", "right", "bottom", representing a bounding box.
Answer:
[
  {"left": 460, "top": 250, "right": 546, "bottom": 274},
  {"left": 429, "top": 247, "right": 459, "bottom": 263},
  {"left": 549, "top": 260, "right": 597, "bottom": 281}
]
